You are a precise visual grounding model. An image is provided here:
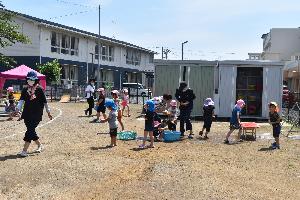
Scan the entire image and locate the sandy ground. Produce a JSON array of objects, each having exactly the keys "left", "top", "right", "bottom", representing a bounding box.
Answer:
[{"left": 0, "top": 102, "right": 299, "bottom": 200}]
